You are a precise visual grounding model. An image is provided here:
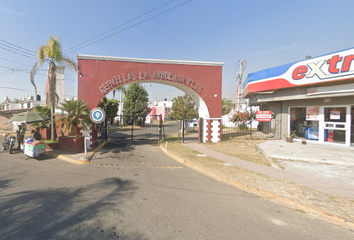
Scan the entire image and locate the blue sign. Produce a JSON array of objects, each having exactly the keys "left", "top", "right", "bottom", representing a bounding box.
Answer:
[{"left": 90, "top": 108, "right": 105, "bottom": 123}]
